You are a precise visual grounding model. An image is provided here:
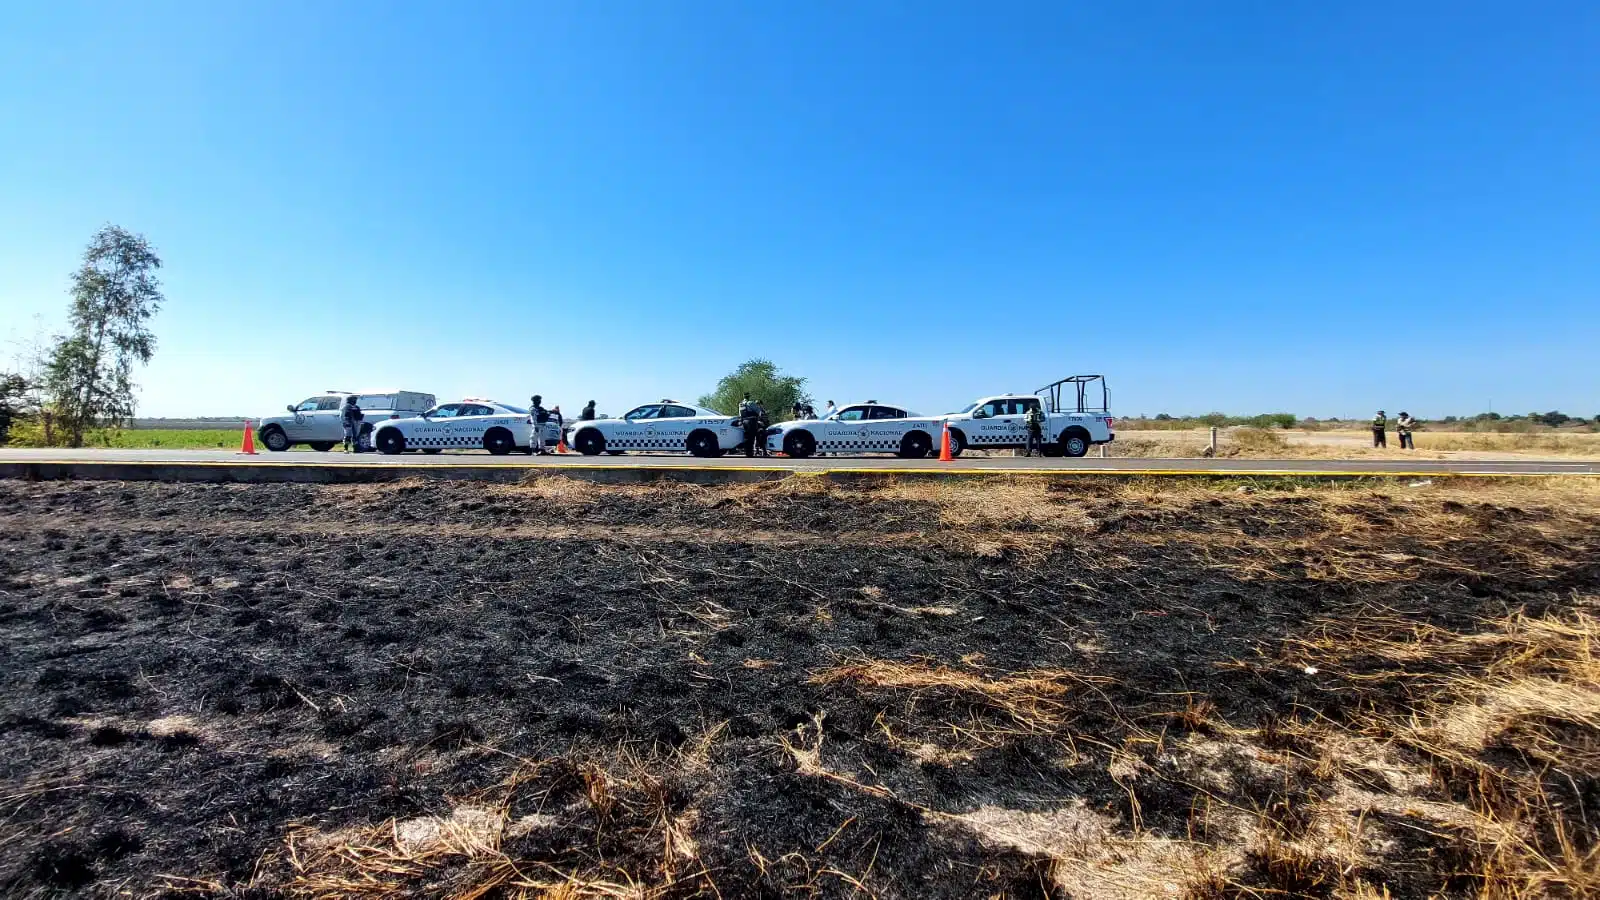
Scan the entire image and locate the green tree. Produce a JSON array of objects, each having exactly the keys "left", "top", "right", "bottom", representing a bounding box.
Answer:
[
  {"left": 43, "top": 225, "right": 164, "bottom": 447},
  {"left": 698, "top": 359, "right": 811, "bottom": 417},
  {"left": 0, "top": 372, "right": 29, "bottom": 444}
]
